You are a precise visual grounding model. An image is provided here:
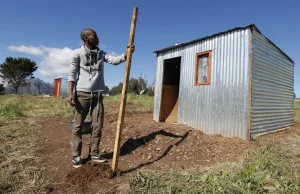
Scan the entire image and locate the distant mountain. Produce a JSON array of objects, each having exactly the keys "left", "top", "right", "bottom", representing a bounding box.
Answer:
[{"left": 5, "top": 78, "right": 53, "bottom": 95}]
